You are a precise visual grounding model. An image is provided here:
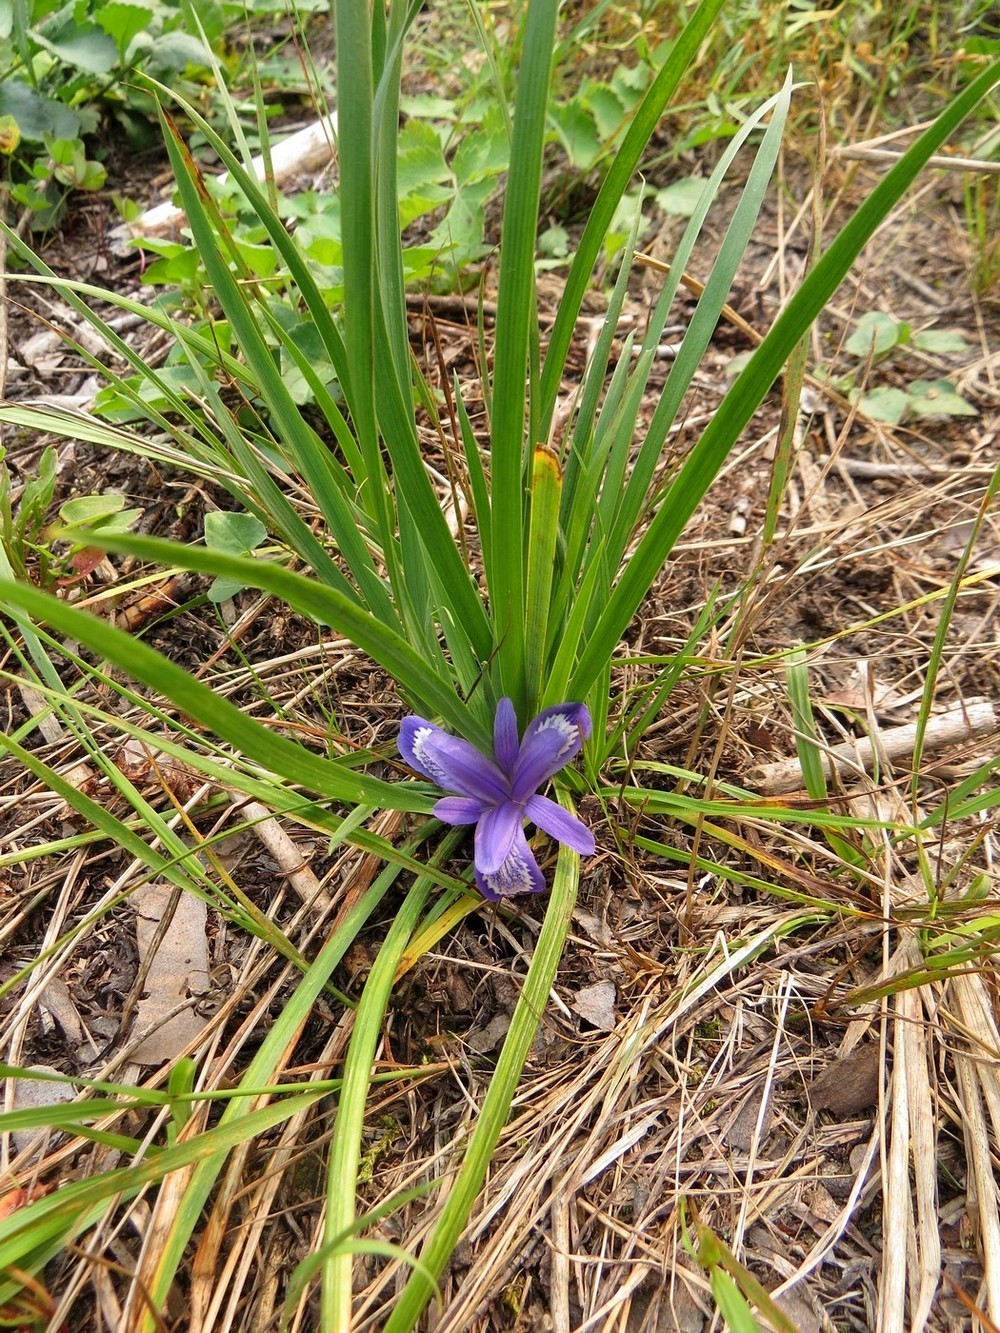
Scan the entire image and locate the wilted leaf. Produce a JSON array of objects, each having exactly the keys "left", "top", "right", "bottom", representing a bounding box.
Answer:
[
  {"left": 810, "top": 1043, "right": 881, "bottom": 1115},
  {"left": 571, "top": 980, "right": 616, "bottom": 1031},
  {"left": 0, "top": 115, "right": 20, "bottom": 155}
]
